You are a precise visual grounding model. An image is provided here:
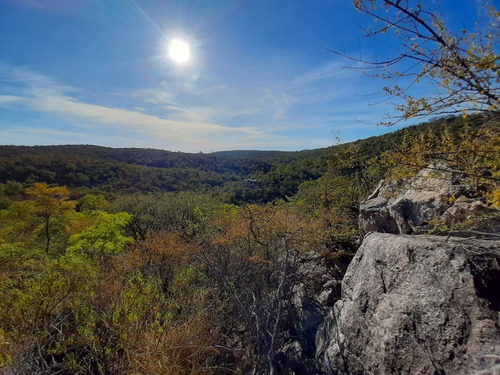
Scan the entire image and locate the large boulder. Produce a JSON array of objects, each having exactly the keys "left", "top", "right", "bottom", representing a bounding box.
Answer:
[
  {"left": 359, "top": 163, "right": 499, "bottom": 235},
  {"left": 316, "top": 233, "right": 500, "bottom": 375}
]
